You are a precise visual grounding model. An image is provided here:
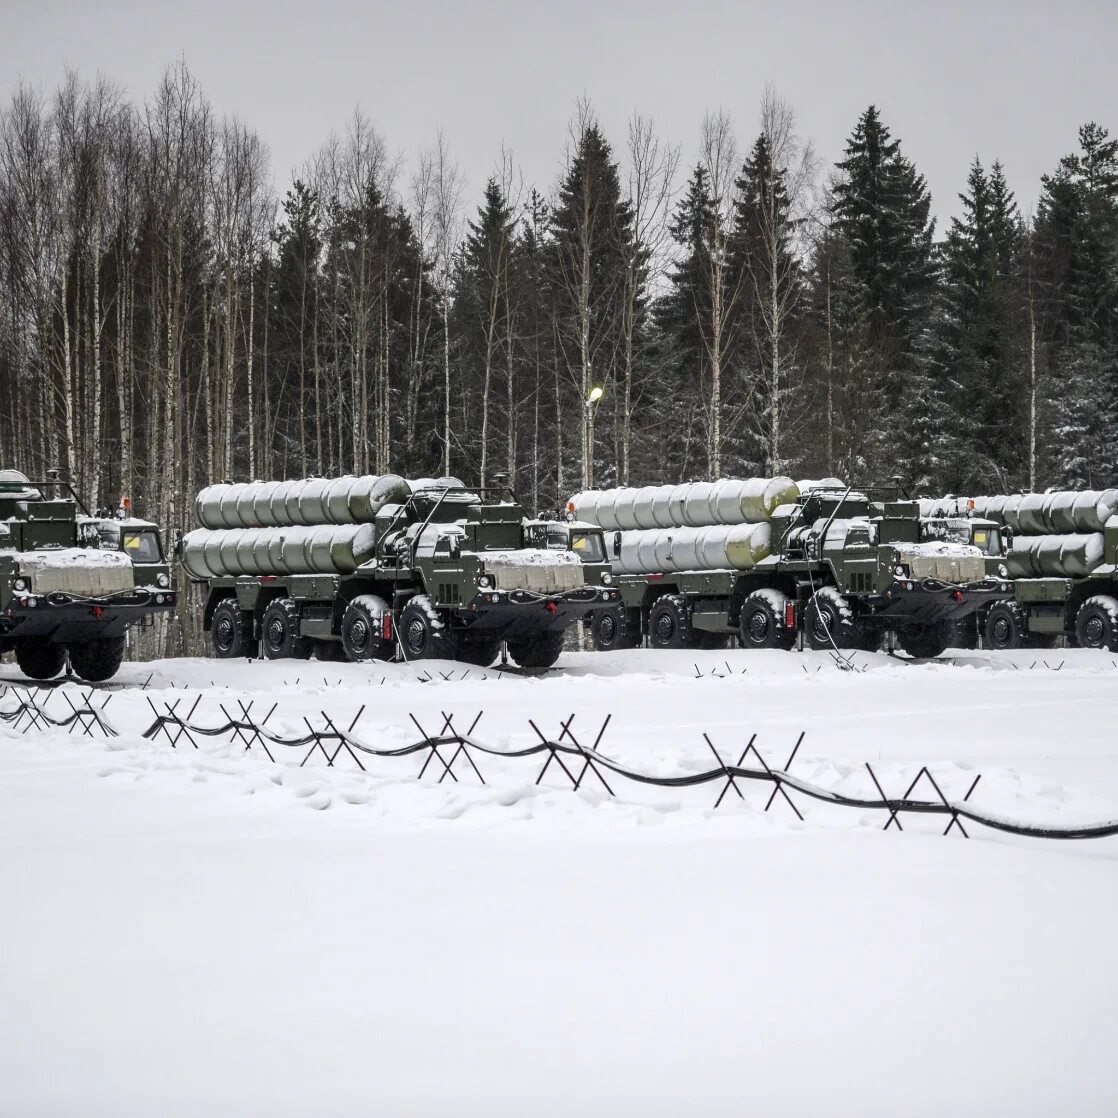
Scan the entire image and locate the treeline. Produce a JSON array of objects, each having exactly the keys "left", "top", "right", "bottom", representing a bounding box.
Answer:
[{"left": 2, "top": 61, "right": 1117, "bottom": 540}]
